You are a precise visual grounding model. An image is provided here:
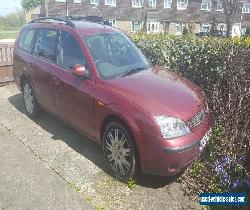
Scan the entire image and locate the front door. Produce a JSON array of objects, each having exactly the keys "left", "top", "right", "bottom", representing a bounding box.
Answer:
[{"left": 52, "top": 30, "right": 95, "bottom": 135}]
